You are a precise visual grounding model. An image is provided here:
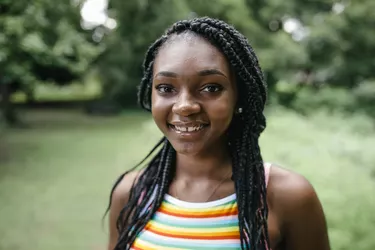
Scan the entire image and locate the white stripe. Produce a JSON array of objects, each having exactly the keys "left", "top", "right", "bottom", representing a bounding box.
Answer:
[{"left": 164, "top": 193, "right": 236, "bottom": 208}]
